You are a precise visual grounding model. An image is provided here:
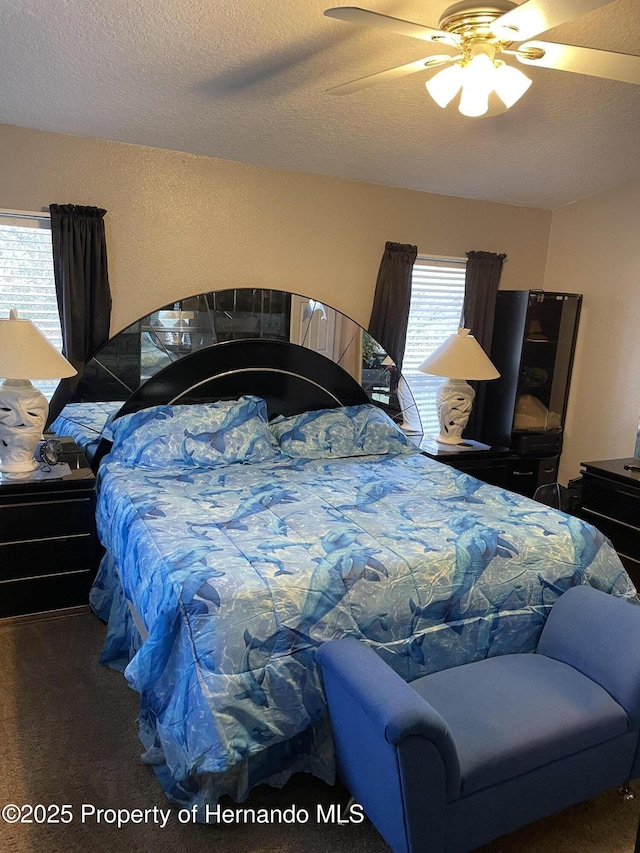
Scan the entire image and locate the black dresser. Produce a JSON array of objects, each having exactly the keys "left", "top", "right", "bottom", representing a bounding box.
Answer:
[
  {"left": 0, "top": 438, "right": 99, "bottom": 618},
  {"left": 579, "top": 458, "right": 640, "bottom": 588}
]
